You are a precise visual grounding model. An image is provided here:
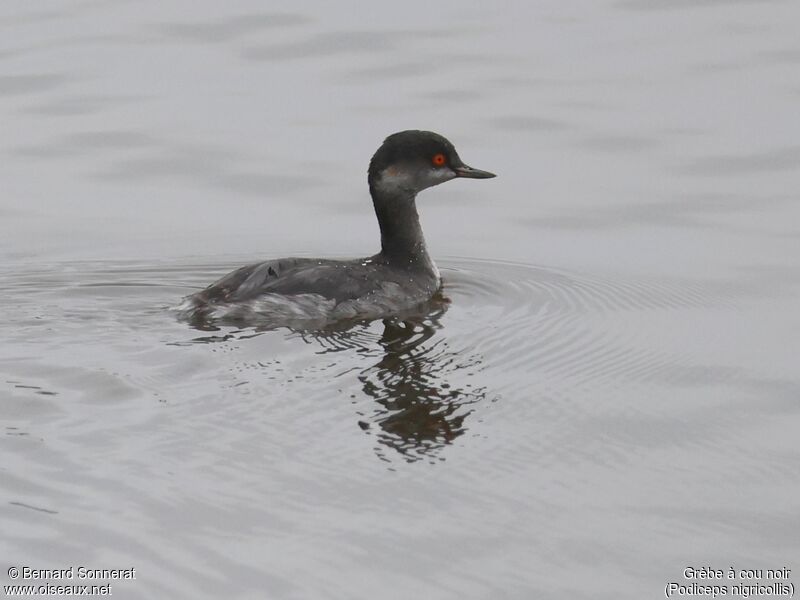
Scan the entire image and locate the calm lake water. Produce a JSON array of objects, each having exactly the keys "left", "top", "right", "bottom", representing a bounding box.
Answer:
[{"left": 2, "top": 1, "right": 799, "bottom": 598}]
